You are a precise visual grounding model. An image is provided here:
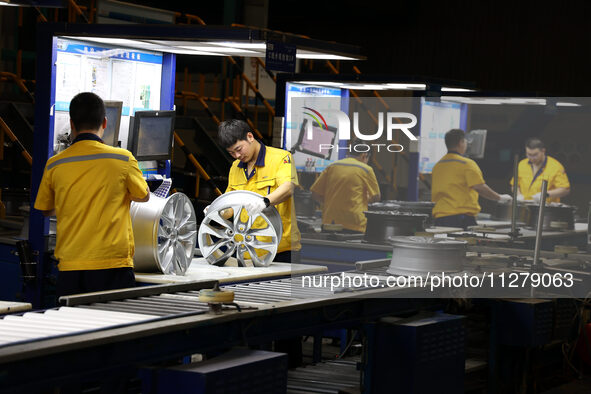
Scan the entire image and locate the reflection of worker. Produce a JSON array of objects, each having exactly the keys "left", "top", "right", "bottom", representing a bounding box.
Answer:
[
  {"left": 217, "top": 119, "right": 301, "bottom": 263},
  {"left": 34, "top": 92, "right": 150, "bottom": 297},
  {"left": 310, "top": 144, "right": 381, "bottom": 233},
  {"left": 432, "top": 129, "right": 512, "bottom": 229},
  {"left": 511, "top": 138, "right": 570, "bottom": 203}
]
